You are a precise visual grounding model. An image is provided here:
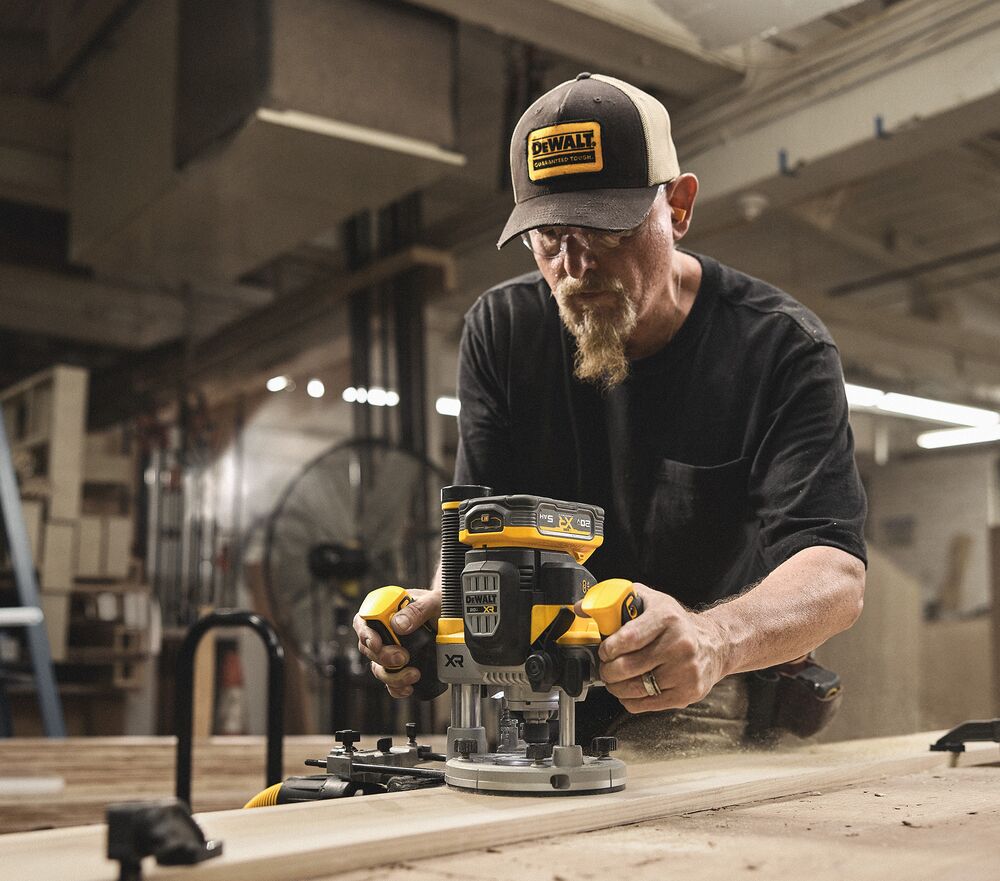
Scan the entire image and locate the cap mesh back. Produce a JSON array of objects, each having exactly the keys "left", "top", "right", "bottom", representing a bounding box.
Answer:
[{"left": 592, "top": 74, "right": 679, "bottom": 185}]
